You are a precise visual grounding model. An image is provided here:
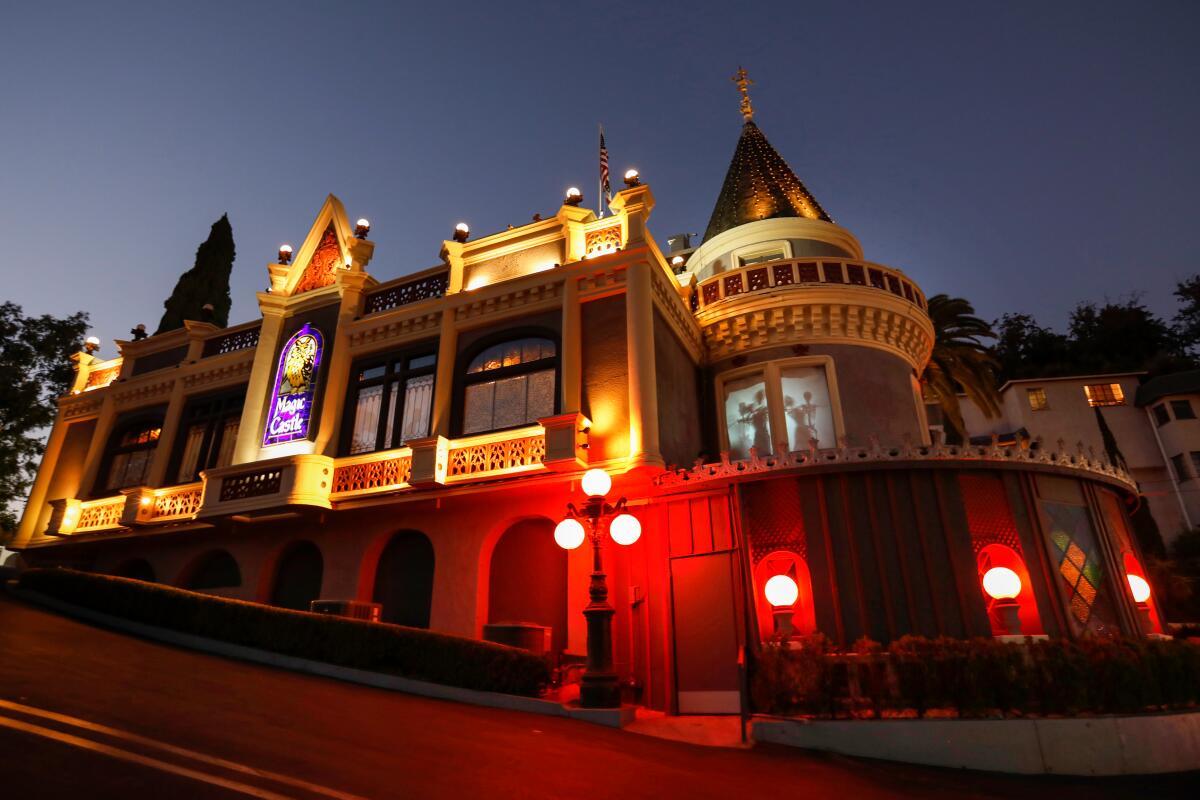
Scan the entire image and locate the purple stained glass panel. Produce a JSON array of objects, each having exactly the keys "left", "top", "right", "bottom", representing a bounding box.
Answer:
[{"left": 263, "top": 324, "right": 325, "bottom": 446}]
